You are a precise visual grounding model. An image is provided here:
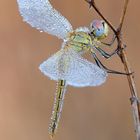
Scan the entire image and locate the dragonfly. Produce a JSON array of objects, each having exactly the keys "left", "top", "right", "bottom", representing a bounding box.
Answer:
[{"left": 17, "top": 0, "right": 128, "bottom": 138}]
